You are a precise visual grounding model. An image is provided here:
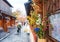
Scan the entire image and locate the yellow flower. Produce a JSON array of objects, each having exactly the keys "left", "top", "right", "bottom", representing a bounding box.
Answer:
[{"left": 27, "top": 16, "right": 35, "bottom": 25}]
